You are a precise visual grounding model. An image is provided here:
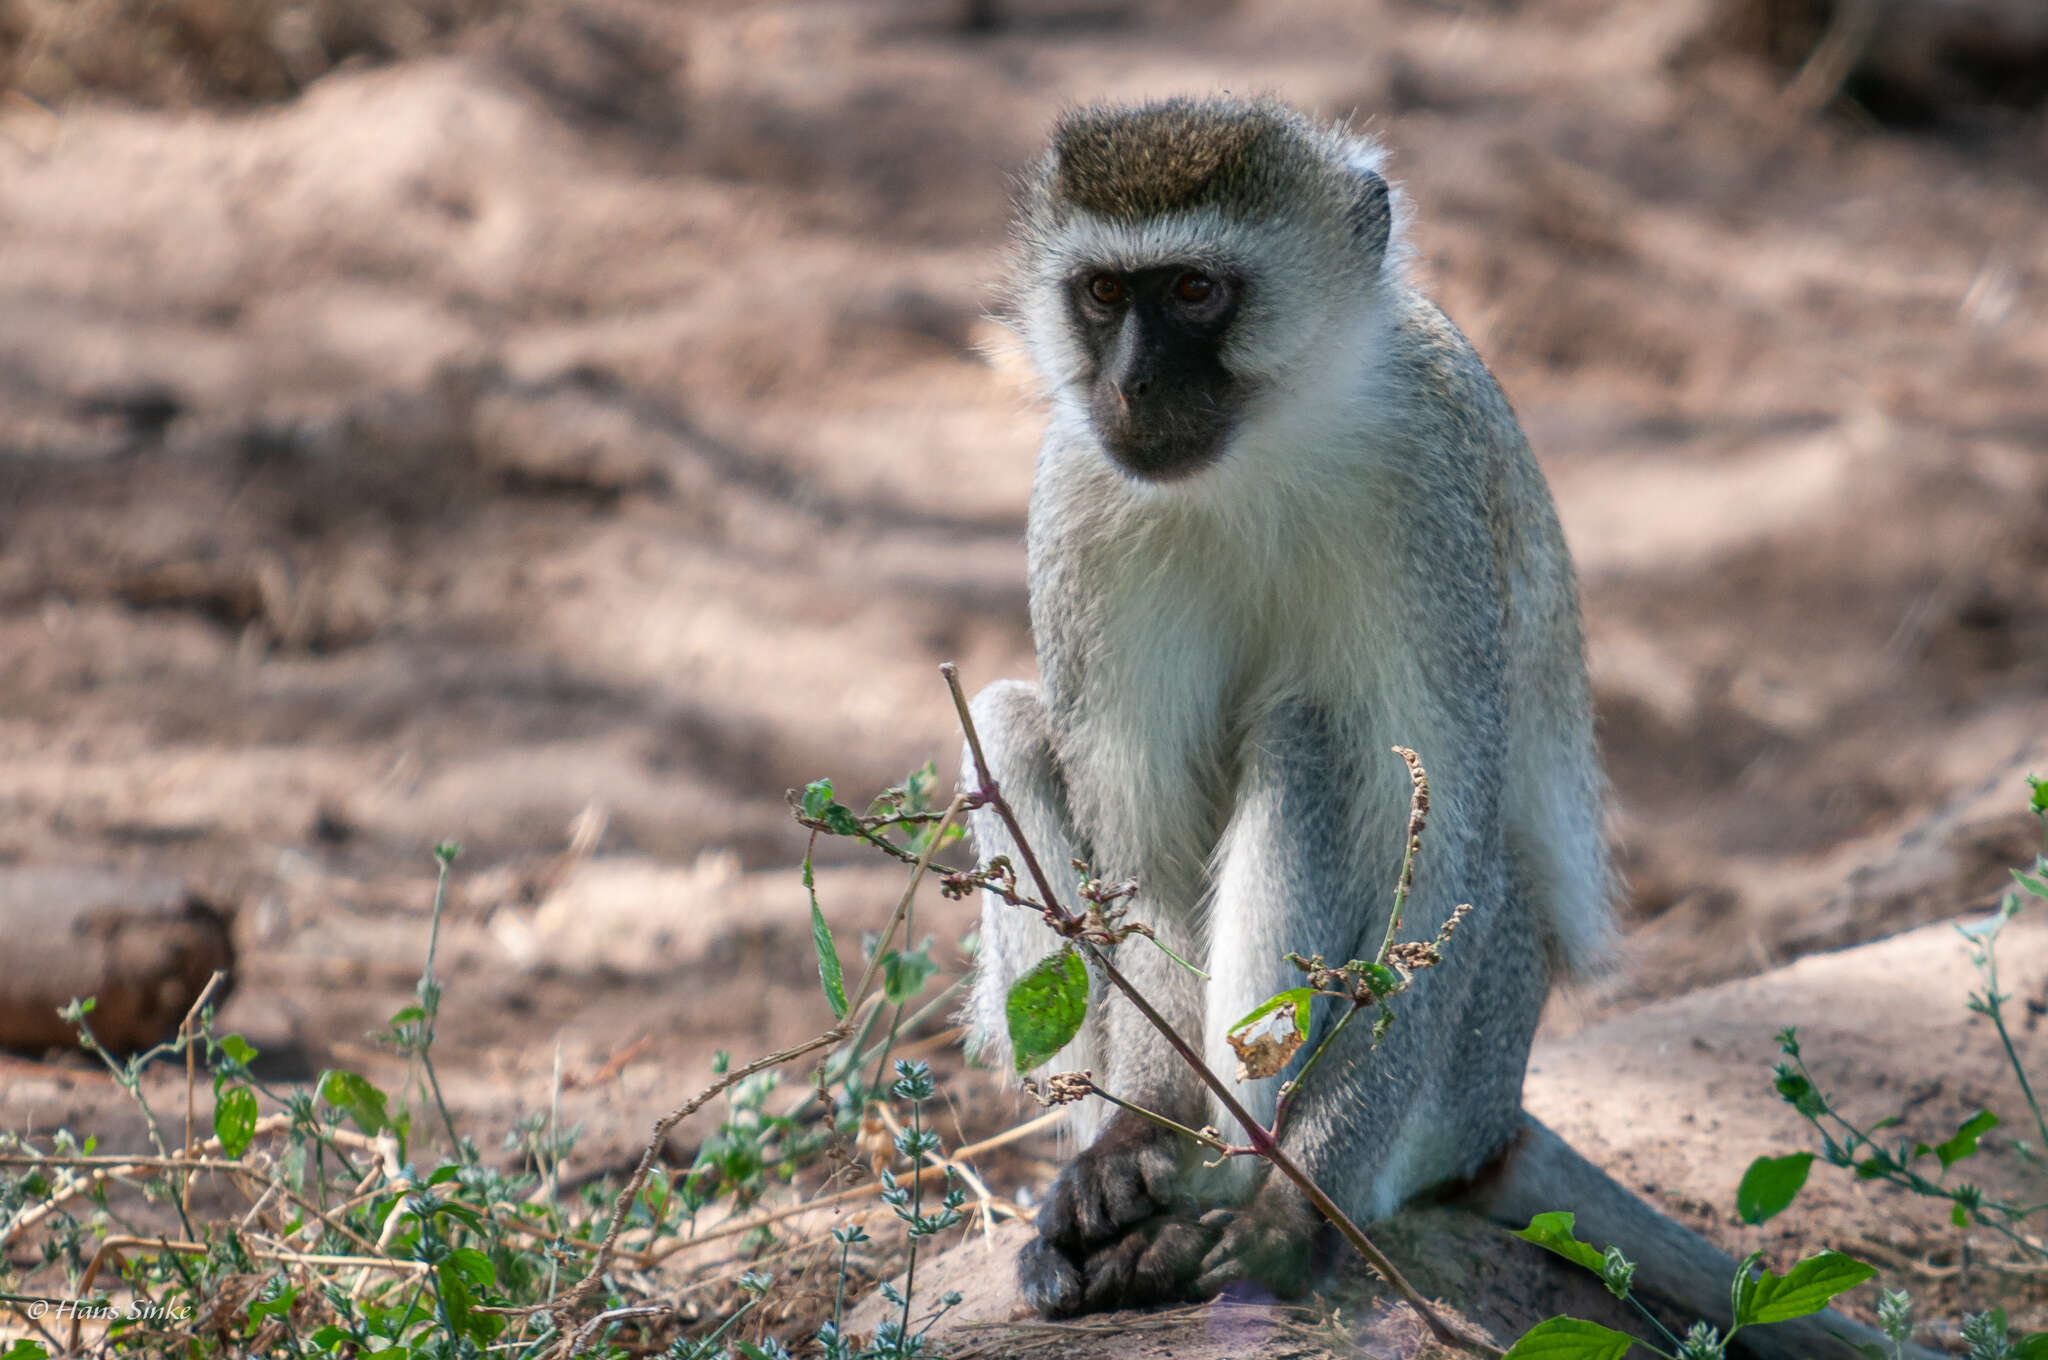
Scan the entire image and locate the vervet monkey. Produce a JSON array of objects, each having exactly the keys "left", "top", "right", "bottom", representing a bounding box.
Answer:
[{"left": 963, "top": 96, "right": 1900, "bottom": 1358}]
